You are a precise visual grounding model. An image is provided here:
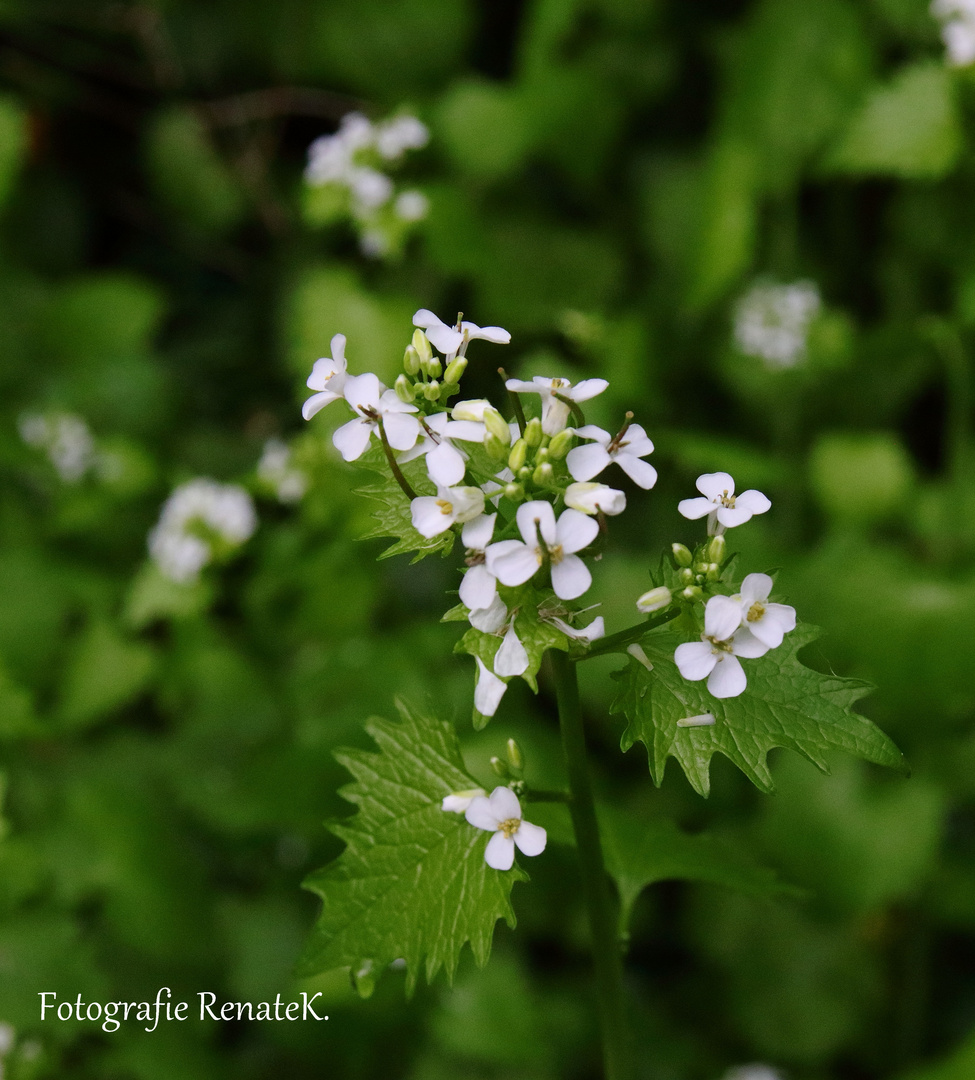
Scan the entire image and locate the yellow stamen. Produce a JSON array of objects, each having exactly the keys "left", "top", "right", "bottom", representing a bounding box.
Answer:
[
  {"left": 436, "top": 499, "right": 453, "bottom": 516},
  {"left": 499, "top": 817, "right": 521, "bottom": 839},
  {"left": 746, "top": 602, "right": 765, "bottom": 622}
]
